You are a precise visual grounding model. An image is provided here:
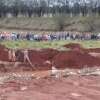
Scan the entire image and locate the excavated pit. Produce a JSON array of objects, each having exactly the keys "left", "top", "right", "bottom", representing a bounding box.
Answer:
[{"left": 0, "top": 43, "right": 100, "bottom": 72}]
